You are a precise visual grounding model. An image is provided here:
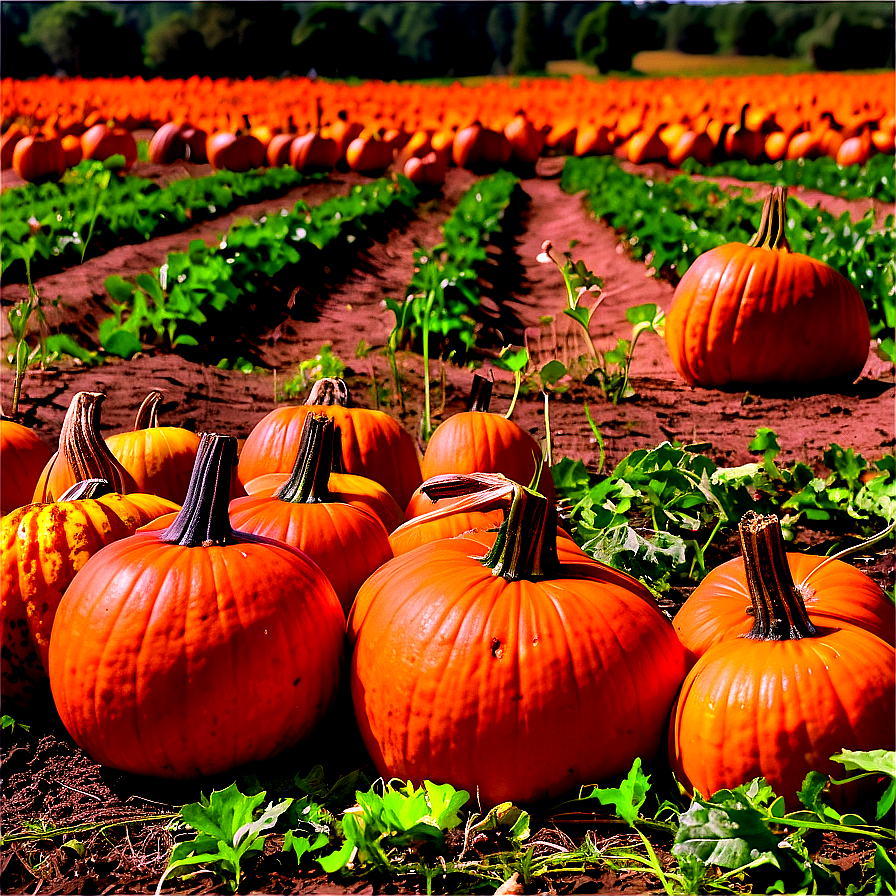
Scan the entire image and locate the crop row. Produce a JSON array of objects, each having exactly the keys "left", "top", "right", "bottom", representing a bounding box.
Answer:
[
  {"left": 0, "top": 161, "right": 315, "bottom": 283},
  {"left": 682, "top": 152, "right": 896, "bottom": 203},
  {"left": 390, "top": 168, "right": 522, "bottom": 355},
  {"left": 561, "top": 155, "right": 895, "bottom": 338},
  {"left": 99, "top": 175, "right": 418, "bottom": 360}
]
